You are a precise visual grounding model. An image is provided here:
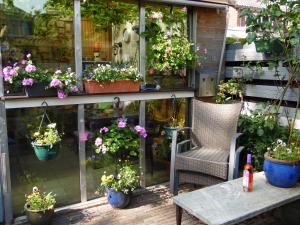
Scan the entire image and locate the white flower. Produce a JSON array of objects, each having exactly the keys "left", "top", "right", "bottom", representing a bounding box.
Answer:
[
  {"left": 276, "top": 139, "right": 283, "bottom": 145},
  {"left": 47, "top": 123, "right": 57, "bottom": 129}
]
